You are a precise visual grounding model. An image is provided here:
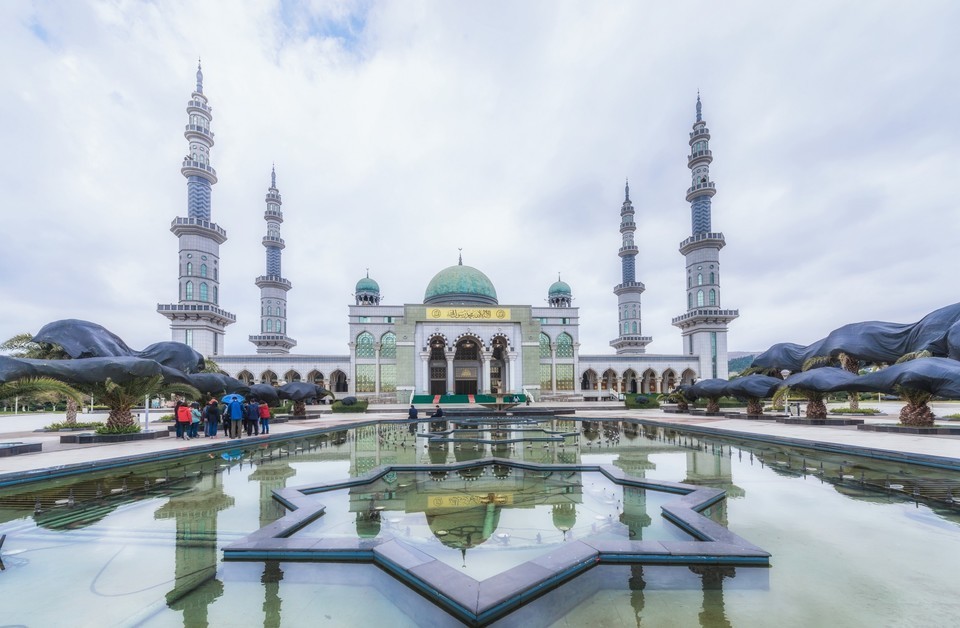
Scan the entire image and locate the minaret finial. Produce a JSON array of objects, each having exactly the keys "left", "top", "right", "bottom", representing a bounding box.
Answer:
[
  {"left": 458, "top": 248, "right": 463, "bottom": 265},
  {"left": 271, "top": 163, "right": 276, "bottom": 188},
  {"left": 625, "top": 178, "right": 630, "bottom": 202},
  {"left": 196, "top": 58, "right": 203, "bottom": 94},
  {"left": 366, "top": 267, "right": 369, "bottom": 278},
  {"left": 696, "top": 91, "right": 702, "bottom": 122}
]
